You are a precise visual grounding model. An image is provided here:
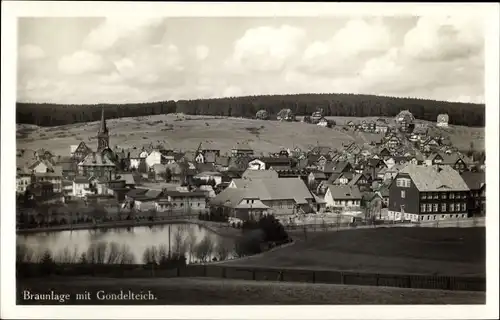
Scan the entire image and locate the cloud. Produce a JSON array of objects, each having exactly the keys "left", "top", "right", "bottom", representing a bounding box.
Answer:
[
  {"left": 58, "top": 50, "right": 112, "bottom": 75},
  {"left": 228, "top": 25, "right": 306, "bottom": 73},
  {"left": 403, "top": 16, "right": 484, "bottom": 62},
  {"left": 83, "top": 17, "right": 165, "bottom": 52},
  {"left": 19, "top": 44, "right": 45, "bottom": 60},
  {"left": 195, "top": 45, "right": 210, "bottom": 61},
  {"left": 299, "top": 19, "right": 394, "bottom": 75}
]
